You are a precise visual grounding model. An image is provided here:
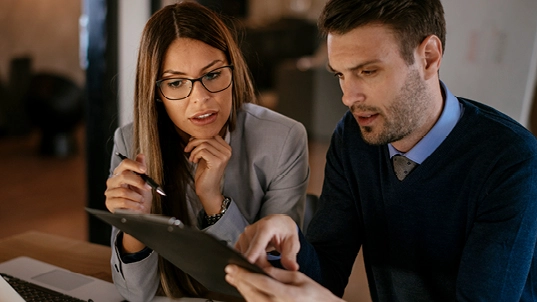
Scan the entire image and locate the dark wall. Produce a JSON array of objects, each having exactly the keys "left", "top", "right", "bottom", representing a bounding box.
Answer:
[
  {"left": 197, "top": 0, "right": 248, "bottom": 18},
  {"left": 84, "top": 0, "right": 119, "bottom": 245}
]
